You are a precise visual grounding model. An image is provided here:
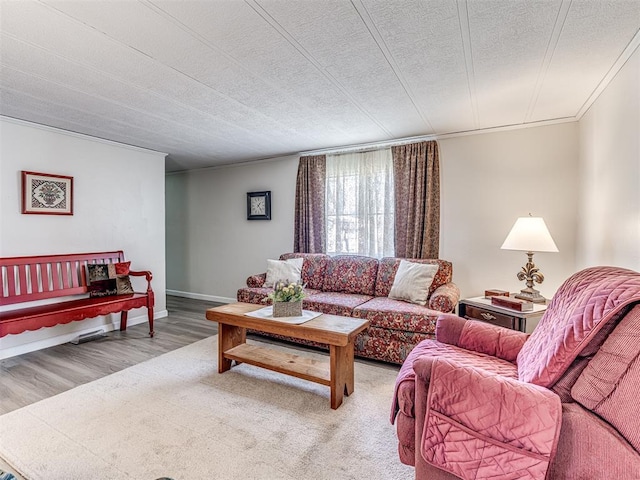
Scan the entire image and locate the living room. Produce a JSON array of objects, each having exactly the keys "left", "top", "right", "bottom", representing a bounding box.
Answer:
[{"left": 1, "top": 1, "right": 639, "bottom": 478}]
